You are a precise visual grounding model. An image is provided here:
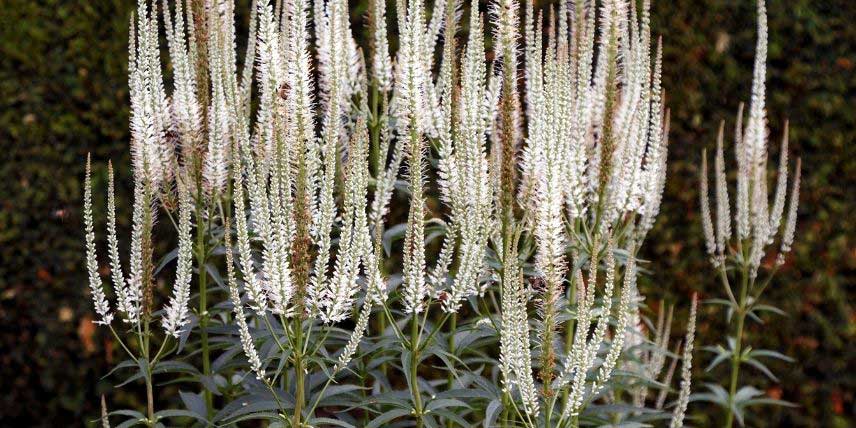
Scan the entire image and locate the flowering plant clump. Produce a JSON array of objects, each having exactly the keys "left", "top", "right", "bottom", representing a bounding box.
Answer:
[
  {"left": 695, "top": 1, "right": 801, "bottom": 426},
  {"left": 83, "top": 0, "right": 797, "bottom": 427}
]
